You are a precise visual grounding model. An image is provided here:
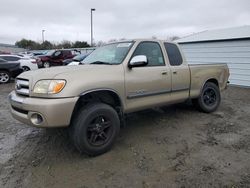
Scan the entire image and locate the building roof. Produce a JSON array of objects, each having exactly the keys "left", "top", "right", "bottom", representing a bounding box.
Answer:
[{"left": 176, "top": 25, "right": 250, "bottom": 44}]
